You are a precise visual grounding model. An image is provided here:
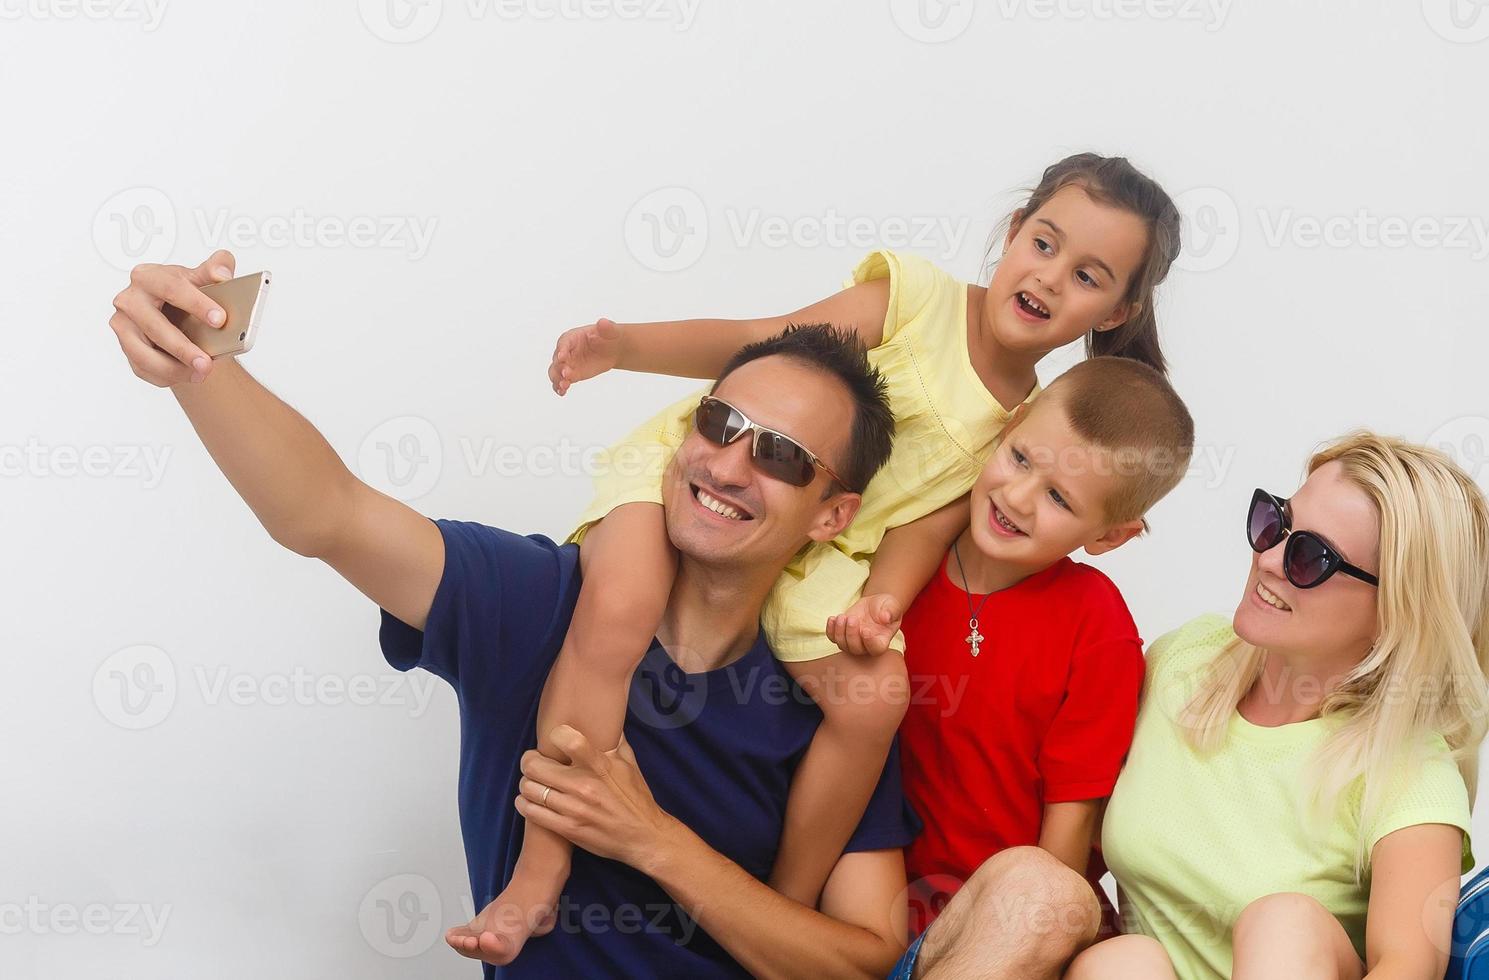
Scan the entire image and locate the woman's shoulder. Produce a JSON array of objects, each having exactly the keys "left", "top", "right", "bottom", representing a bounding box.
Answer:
[
  {"left": 1368, "top": 731, "right": 1466, "bottom": 796},
  {"left": 1356, "top": 730, "right": 1474, "bottom": 871},
  {"left": 1144, "top": 612, "right": 1236, "bottom": 677}
]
